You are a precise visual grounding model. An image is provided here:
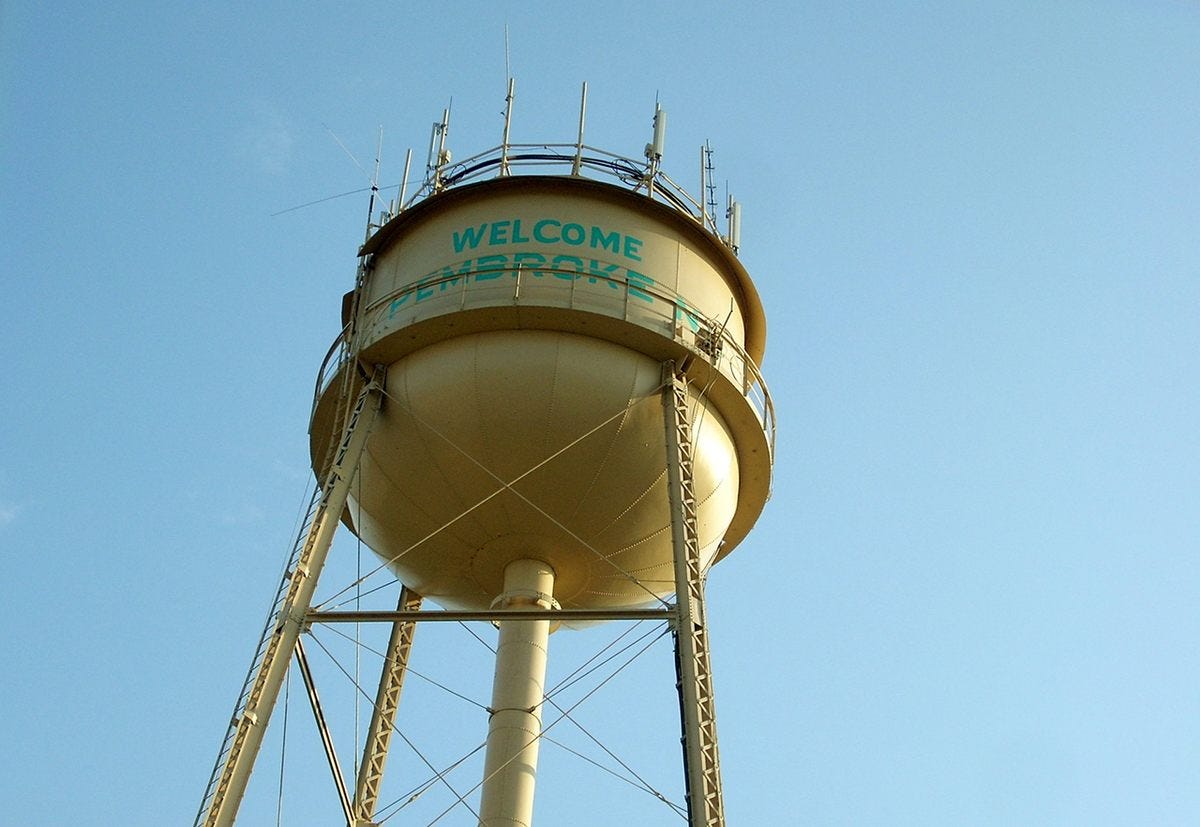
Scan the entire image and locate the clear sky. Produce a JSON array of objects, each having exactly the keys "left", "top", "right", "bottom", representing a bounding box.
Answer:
[{"left": 2, "top": 2, "right": 1198, "bottom": 825}]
